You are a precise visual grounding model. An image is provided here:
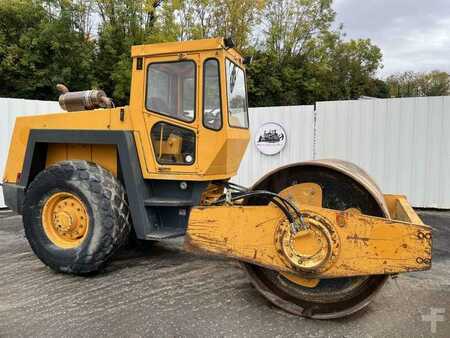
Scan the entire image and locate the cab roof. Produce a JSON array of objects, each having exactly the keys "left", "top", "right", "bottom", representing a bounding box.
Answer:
[
  {"left": 131, "top": 38, "right": 226, "bottom": 57},
  {"left": 131, "top": 37, "right": 243, "bottom": 65}
]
